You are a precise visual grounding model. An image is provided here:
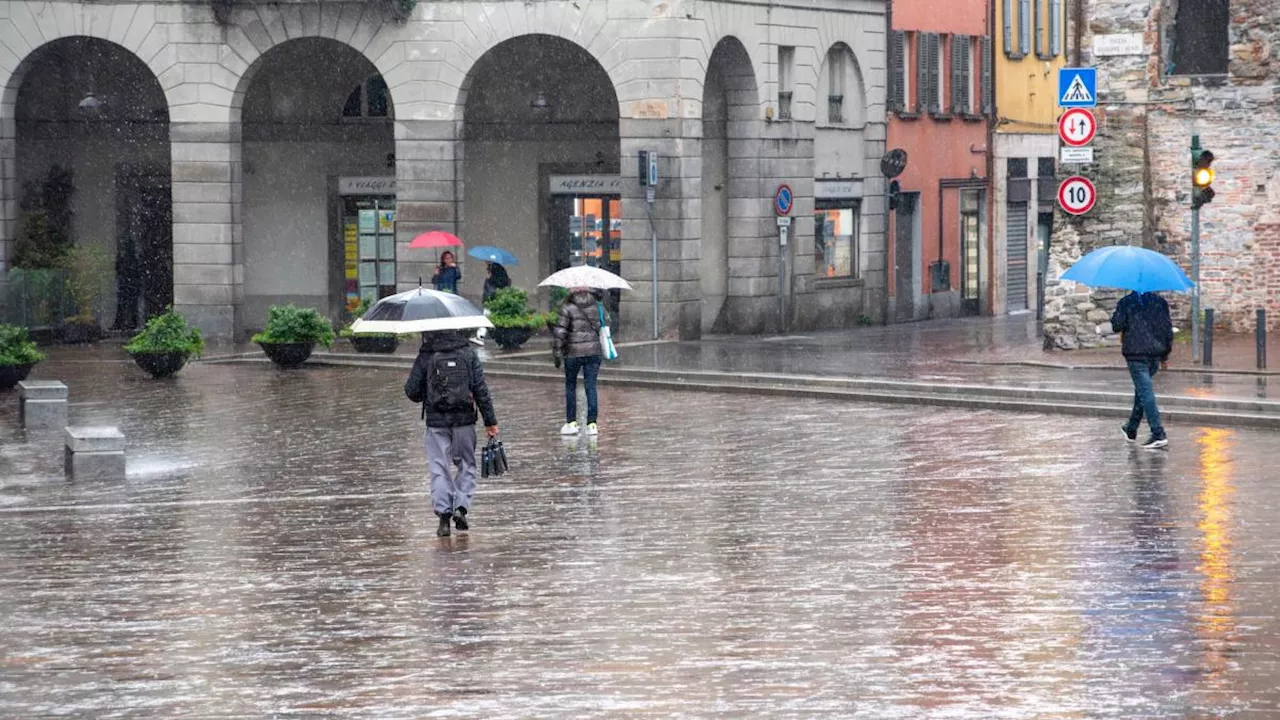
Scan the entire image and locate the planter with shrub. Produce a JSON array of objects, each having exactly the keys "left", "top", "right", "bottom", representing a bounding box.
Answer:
[
  {"left": 0, "top": 325, "right": 46, "bottom": 390},
  {"left": 340, "top": 298, "right": 400, "bottom": 354},
  {"left": 60, "top": 243, "right": 112, "bottom": 344},
  {"left": 252, "top": 305, "right": 335, "bottom": 368},
  {"left": 485, "top": 287, "right": 554, "bottom": 350},
  {"left": 124, "top": 309, "right": 204, "bottom": 378}
]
